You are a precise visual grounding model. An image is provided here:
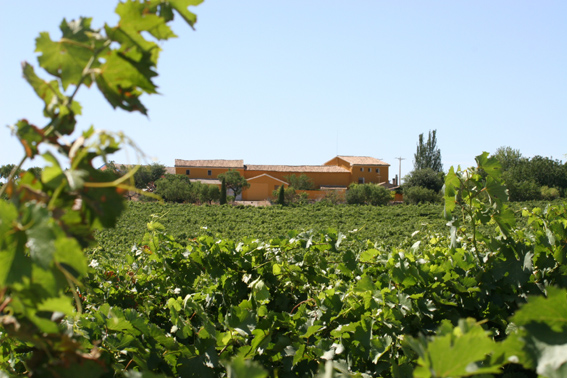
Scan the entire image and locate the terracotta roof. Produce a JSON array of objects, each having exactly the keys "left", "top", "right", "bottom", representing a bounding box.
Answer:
[
  {"left": 165, "top": 167, "right": 176, "bottom": 174},
  {"left": 175, "top": 159, "right": 244, "bottom": 168},
  {"left": 336, "top": 156, "right": 390, "bottom": 166},
  {"left": 245, "top": 165, "right": 350, "bottom": 173}
]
